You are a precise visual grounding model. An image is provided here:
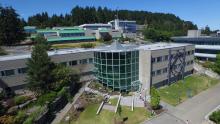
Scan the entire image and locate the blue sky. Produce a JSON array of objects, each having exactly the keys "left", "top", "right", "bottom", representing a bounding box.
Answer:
[{"left": 0, "top": 0, "right": 219, "bottom": 30}]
